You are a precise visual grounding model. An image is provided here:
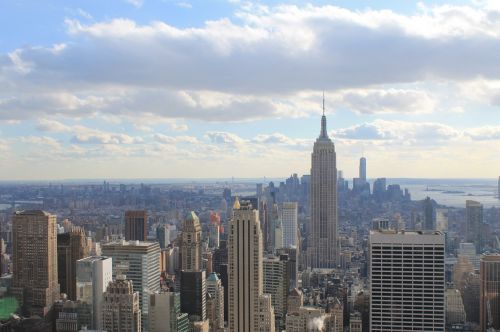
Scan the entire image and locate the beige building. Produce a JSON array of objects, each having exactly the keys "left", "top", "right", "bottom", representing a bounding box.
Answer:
[
  {"left": 307, "top": 110, "right": 338, "bottom": 268},
  {"left": 11, "top": 210, "right": 60, "bottom": 317},
  {"left": 179, "top": 211, "right": 202, "bottom": 272},
  {"left": 285, "top": 306, "right": 326, "bottom": 332},
  {"left": 287, "top": 288, "right": 303, "bottom": 314},
  {"left": 102, "top": 275, "right": 141, "bottom": 332},
  {"left": 349, "top": 311, "right": 362, "bottom": 332},
  {"left": 453, "top": 255, "right": 475, "bottom": 291},
  {"left": 282, "top": 202, "right": 298, "bottom": 248},
  {"left": 228, "top": 198, "right": 275, "bottom": 332},
  {"left": 480, "top": 253, "right": 500, "bottom": 331},
  {"left": 446, "top": 288, "right": 466, "bottom": 325}
]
